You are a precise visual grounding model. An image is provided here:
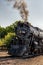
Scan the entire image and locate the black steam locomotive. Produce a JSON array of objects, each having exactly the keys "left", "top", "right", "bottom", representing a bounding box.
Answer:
[{"left": 8, "top": 21, "right": 43, "bottom": 58}]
